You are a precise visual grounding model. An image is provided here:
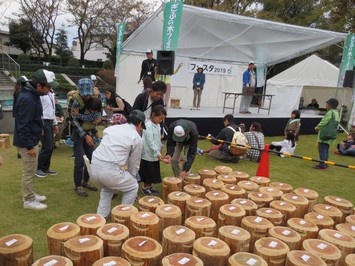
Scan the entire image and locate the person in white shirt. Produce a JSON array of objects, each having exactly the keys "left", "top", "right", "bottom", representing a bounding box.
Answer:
[
  {"left": 36, "top": 90, "right": 59, "bottom": 177},
  {"left": 270, "top": 131, "right": 297, "bottom": 158},
  {"left": 90, "top": 110, "right": 145, "bottom": 218}
]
